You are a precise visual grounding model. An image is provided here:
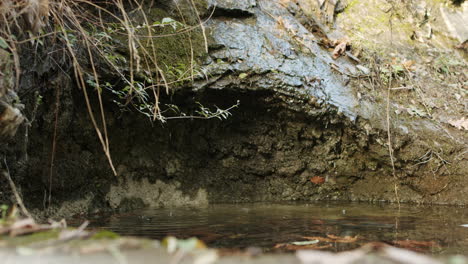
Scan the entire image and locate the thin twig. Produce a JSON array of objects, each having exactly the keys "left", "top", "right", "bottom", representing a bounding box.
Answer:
[
  {"left": 2, "top": 158, "right": 33, "bottom": 220},
  {"left": 48, "top": 83, "right": 61, "bottom": 208},
  {"left": 189, "top": 0, "right": 208, "bottom": 53},
  {"left": 390, "top": 86, "right": 413, "bottom": 90},
  {"left": 386, "top": 75, "right": 400, "bottom": 207}
]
